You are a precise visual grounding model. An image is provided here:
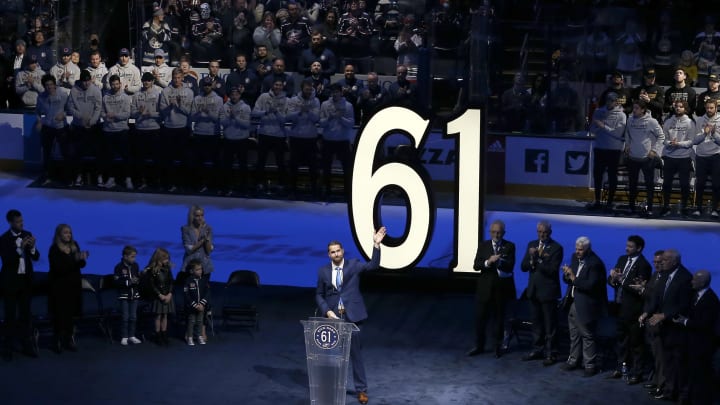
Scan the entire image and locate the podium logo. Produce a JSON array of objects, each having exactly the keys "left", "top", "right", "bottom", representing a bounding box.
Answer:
[
  {"left": 314, "top": 324, "right": 340, "bottom": 349},
  {"left": 565, "top": 151, "right": 589, "bottom": 174},
  {"left": 525, "top": 149, "right": 549, "bottom": 173}
]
